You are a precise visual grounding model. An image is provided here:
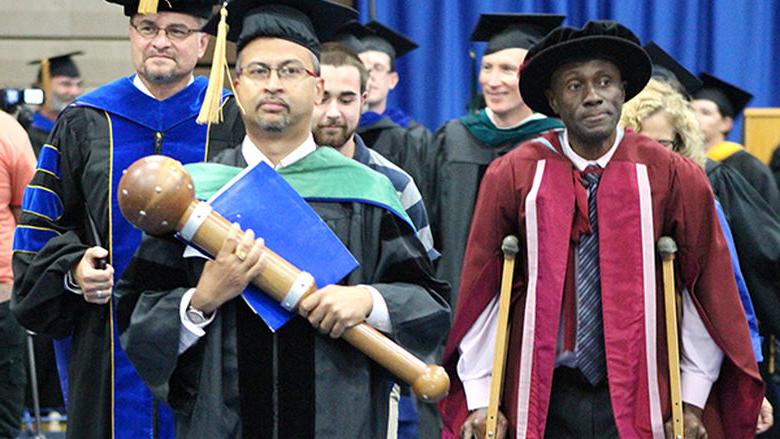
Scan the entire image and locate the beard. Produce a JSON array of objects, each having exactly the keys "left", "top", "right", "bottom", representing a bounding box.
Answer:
[
  {"left": 313, "top": 124, "right": 353, "bottom": 148},
  {"left": 48, "top": 93, "right": 72, "bottom": 112},
  {"left": 251, "top": 95, "right": 293, "bottom": 133},
  {"left": 139, "top": 53, "right": 187, "bottom": 85},
  {"left": 257, "top": 114, "right": 291, "bottom": 133},
  {"left": 140, "top": 67, "right": 186, "bottom": 85}
]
